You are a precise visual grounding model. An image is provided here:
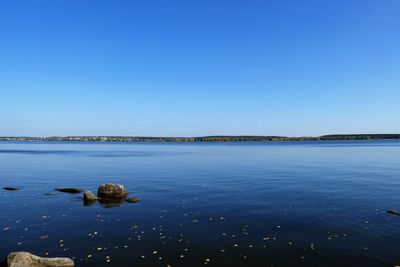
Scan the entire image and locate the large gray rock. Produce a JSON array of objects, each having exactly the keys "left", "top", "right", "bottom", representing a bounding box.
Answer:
[
  {"left": 97, "top": 183, "right": 128, "bottom": 199},
  {"left": 7, "top": 252, "right": 74, "bottom": 267}
]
